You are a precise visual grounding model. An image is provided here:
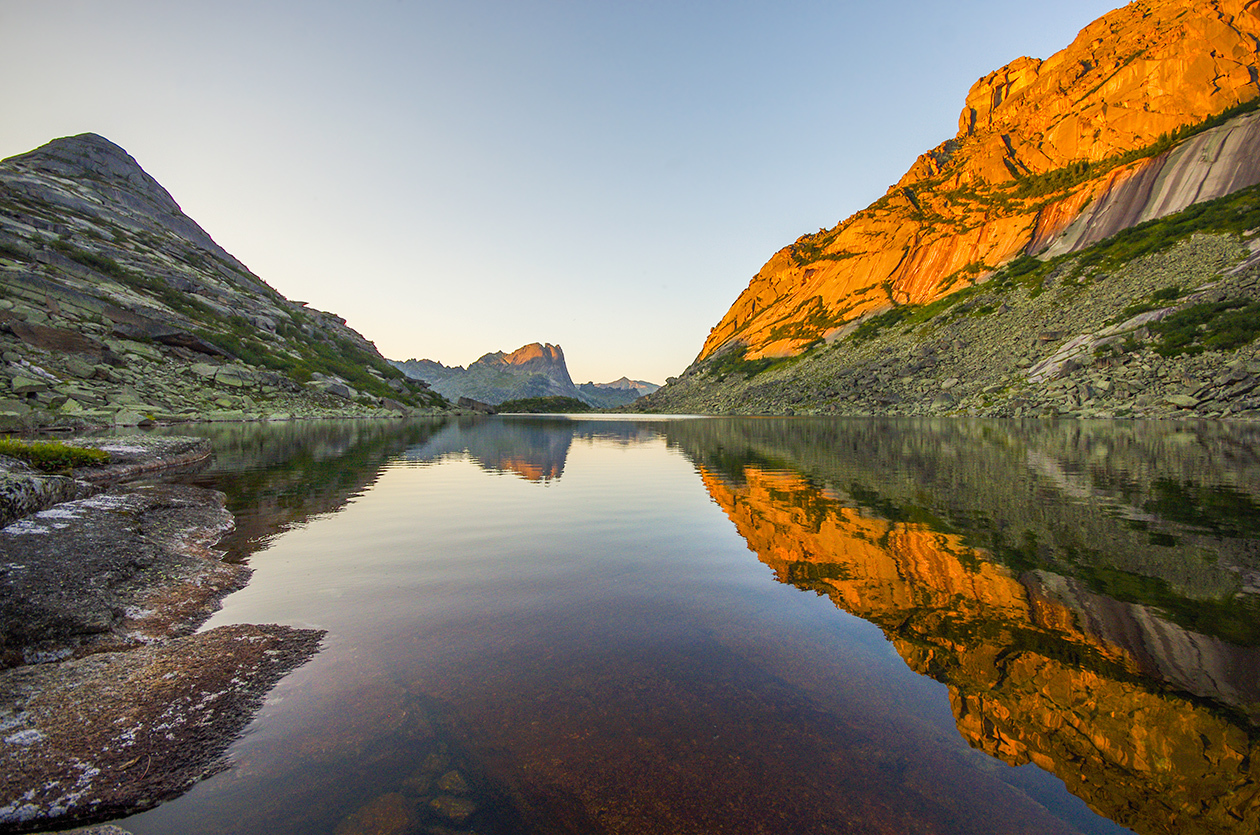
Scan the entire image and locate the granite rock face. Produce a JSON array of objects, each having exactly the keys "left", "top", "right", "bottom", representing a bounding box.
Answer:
[
  {"left": 687, "top": 0, "right": 1260, "bottom": 381},
  {"left": 0, "top": 483, "right": 241, "bottom": 668},
  {"left": 0, "top": 133, "right": 447, "bottom": 429}
]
